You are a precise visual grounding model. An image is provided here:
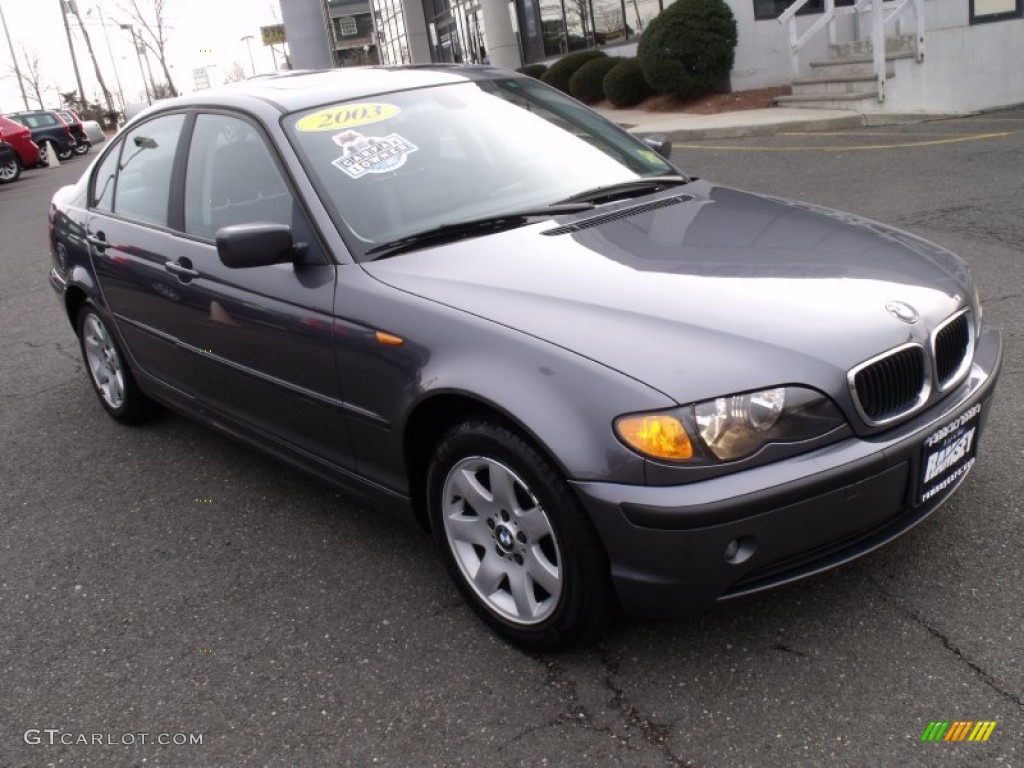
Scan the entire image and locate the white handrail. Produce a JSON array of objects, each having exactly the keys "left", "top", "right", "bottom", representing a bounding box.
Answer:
[{"left": 779, "top": 0, "right": 924, "bottom": 102}]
